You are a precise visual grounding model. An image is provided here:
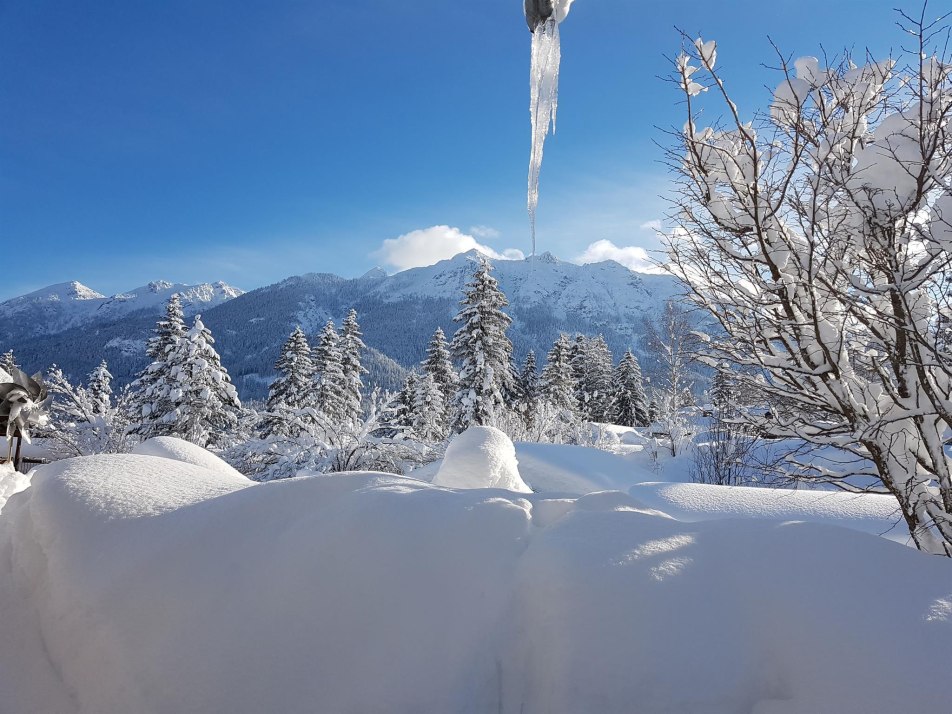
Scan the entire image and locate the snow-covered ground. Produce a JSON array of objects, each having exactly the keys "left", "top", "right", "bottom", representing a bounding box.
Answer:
[{"left": 0, "top": 436, "right": 949, "bottom": 713}]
